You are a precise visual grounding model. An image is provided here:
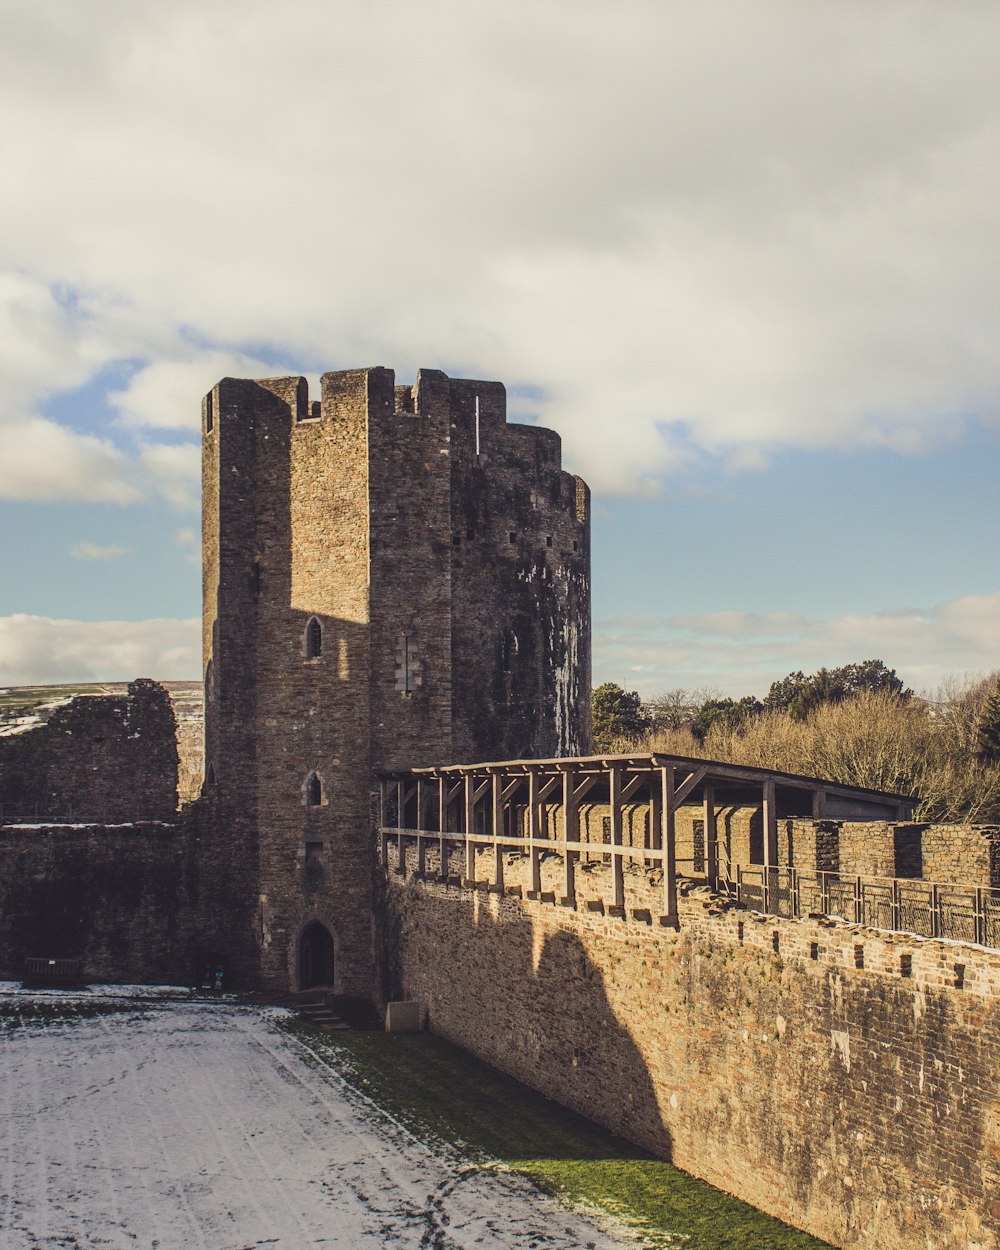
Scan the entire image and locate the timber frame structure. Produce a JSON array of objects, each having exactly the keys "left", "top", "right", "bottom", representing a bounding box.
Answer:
[{"left": 377, "top": 753, "right": 916, "bottom": 927}]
